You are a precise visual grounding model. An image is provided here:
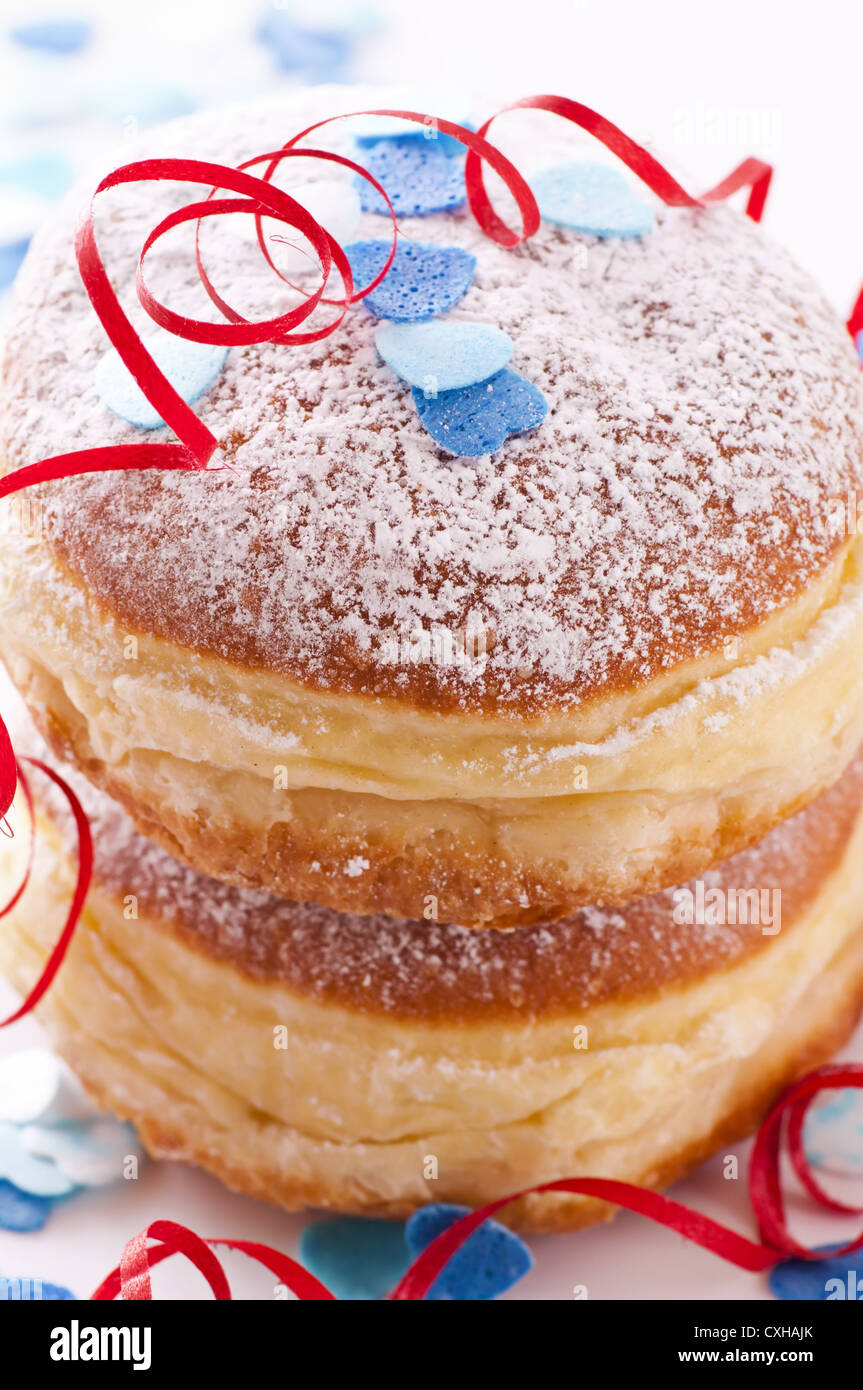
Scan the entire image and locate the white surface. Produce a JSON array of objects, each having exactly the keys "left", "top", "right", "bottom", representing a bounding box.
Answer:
[{"left": 2, "top": 0, "right": 863, "bottom": 1301}]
